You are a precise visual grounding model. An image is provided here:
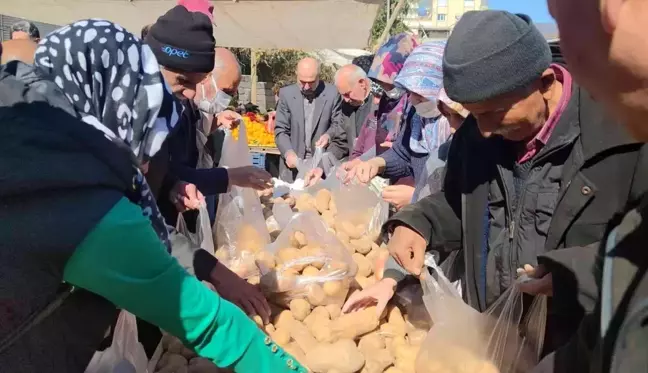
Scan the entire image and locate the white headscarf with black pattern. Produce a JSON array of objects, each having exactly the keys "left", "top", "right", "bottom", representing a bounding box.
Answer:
[{"left": 34, "top": 19, "right": 182, "bottom": 251}]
